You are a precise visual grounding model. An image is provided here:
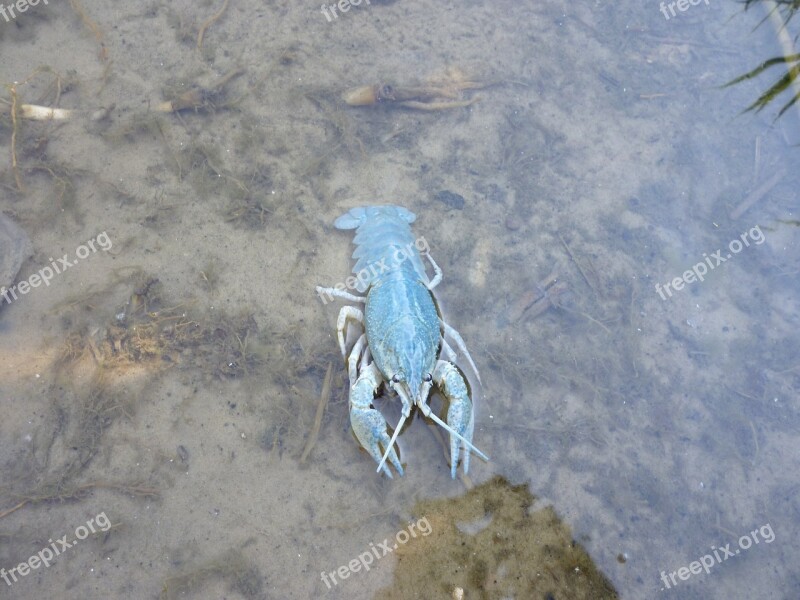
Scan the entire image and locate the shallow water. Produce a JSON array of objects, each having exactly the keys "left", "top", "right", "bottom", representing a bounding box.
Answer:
[{"left": 0, "top": 1, "right": 798, "bottom": 599}]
